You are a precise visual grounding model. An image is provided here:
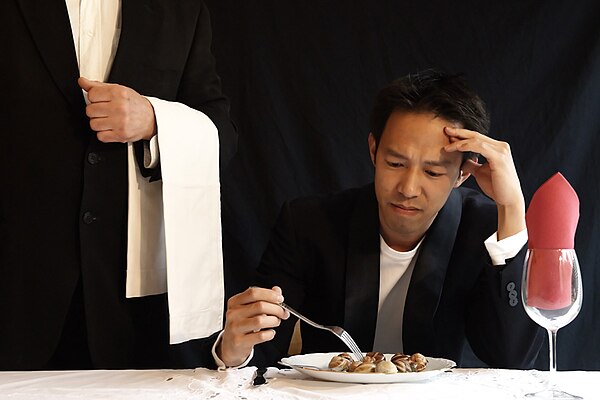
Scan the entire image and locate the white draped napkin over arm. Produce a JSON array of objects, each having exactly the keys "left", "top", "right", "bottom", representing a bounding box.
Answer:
[{"left": 125, "top": 97, "right": 224, "bottom": 344}]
